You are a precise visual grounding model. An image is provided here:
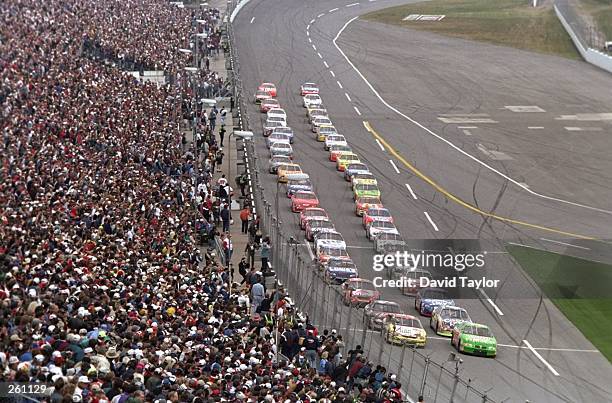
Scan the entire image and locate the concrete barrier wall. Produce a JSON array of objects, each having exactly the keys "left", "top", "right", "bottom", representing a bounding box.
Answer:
[
  {"left": 554, "top": 4, "right": 612, "bottom": 74},
  {"left": 230, "top": 0, "right": 252, "bottom": 23}
]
